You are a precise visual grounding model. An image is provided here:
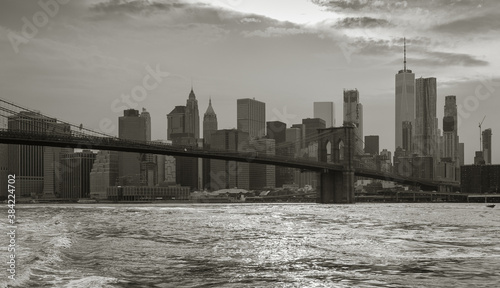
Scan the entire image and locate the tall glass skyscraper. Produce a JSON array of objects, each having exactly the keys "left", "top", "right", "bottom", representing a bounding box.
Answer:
[
  {"left": 414, "top": 77, "right": 438, "bottom": 159},
  {"left": 395, "top": 38, "right": 415, "bottom": 151}
]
